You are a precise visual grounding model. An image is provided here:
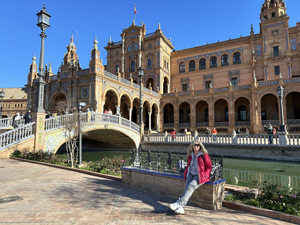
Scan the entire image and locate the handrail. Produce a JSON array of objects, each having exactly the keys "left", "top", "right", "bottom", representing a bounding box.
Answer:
[
  {"left": 44, "top": 113, "right": 88, "bottom": 131},
  {"left": 0, "top": 122, "right": 35, "bottom": 150},
  {"left": 0, "top": 117, "right": 13, "bottom": 128}
]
